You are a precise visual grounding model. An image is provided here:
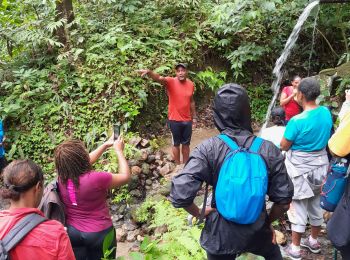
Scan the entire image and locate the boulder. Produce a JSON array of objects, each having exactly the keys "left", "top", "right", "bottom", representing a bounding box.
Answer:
[
  {"left": 140, "top": 150, "right": 148, "bottom": 161},
  {"left": 146, "top": 179, "right": 152, "bottom": 186},
  {"left": 123, "top": 221, "right": 138, "bottom": 231},
  {"left": 159, "top": 162, "right": 175, "bottom": 176},
  {"left": 141, "top": 163, "right": 151, "bottom": 175},
  {"left": 128, "top": 175, "right": 139, "bottom": 190},
  {"left": 130, "top": 189, "right": 143, "bottom": 198},
  {"left": 128, "top": 159, "right": 139, "bottom": 167},
  {"left": 116, "top": 228, "right": 127, "bottom": 242},
  {"left": 140, "top": 139, "right": 150, "bottom": 147},
  {"left": 131, "top": 166, "right": 142, "bottom": 175},
  {"left": 159, "top": 182, "right": 171, "bottom": 196},
  {"left": 155, "top": 151, "right": 163, "bottom": 160},
  {"left": 129, "top": 136, "right": 142, "bottom": 147},
  {"left": 146, "top": 155, "right": 156, "bottom": 164},
  {"left": 154, "top": 225, "right": 168, "bottom": 235},
  {"left": 155, "top": 159, "right": 164, "bottom": 166},
  {"left": 118, "top": 204, "right": 126, "bottom": 214},
  {"left": 127, "top": 229, "right": 140, "bottom": 242}
]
